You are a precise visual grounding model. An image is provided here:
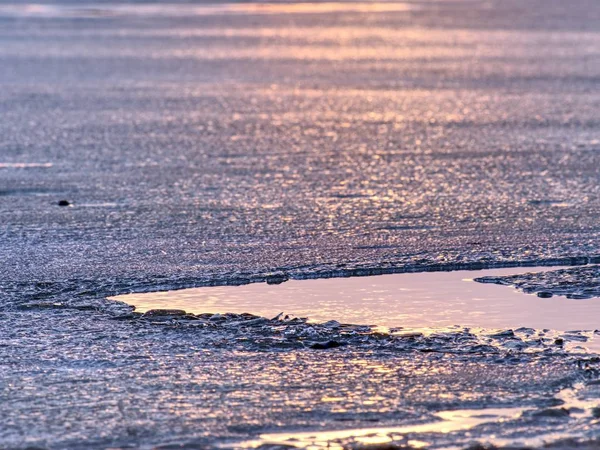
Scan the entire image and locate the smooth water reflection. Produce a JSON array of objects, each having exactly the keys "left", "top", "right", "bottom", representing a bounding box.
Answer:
[{"left": 114, "top": 266, "right": 600, "bottom": 331}]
